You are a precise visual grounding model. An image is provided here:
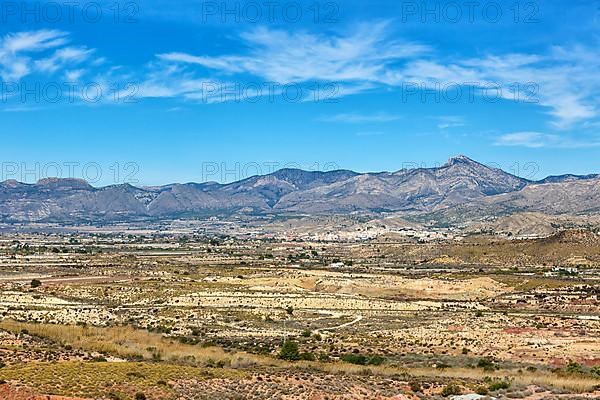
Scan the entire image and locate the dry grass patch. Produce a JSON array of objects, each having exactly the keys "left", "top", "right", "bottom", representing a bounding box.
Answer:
[
  {"left": 411, "top": 367, "right": 600, "bottom": 393},
  {"left": 0, "top": 361, "right": 244, "bottom": 399},
  {"left": 0, "top": 320, "right": 272, "bottom": 367}
]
